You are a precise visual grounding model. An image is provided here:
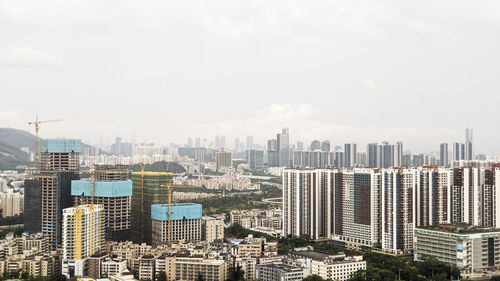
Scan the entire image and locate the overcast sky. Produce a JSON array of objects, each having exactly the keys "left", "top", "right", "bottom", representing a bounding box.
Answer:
[{"left": 1, "top": 0, "right": 499, "bottom": 153}]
